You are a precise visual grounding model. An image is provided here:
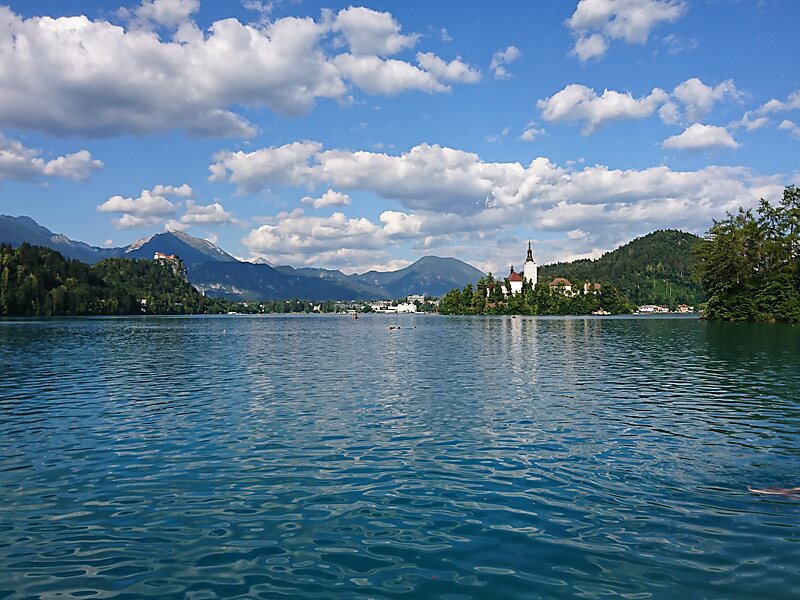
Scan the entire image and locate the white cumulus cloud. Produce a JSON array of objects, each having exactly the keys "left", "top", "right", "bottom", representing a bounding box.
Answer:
[
  {"left": 490, "top": 46, "right": 521, "bottom": 79},
  {"left": 730, "top": 111, "right": 769, "bottom": 132},
  {"left": 333, "top": 54, "right": 447, "bottom": 95},
  {"left": 572, "top": 33, "right": 608, "bottom": 62},
  {"left": 380, "top": 210, "right": 424, "bottom": 238},
  {"left": 213, "top": 139, "right": 785, "bottom": 274},
  {"left": 670, "top": 78, "right": 740, "bottom": 123},
  {"left": 416, "top": 52, "right": 481, "bottom": 83},
  {"left": 97, "top": 184, "right": 191, "bottom": 229},
  {"left": 209, "top": 141, "right": 322, "bottom": 193},
  {"left": 331, "top": 6, "right": 418, "bottom": 56},
  {"left": 662, "top": 123, "right": 740, "bottom": 150},
  {"left": 301, "top": 189, "right": 351, "bottom": 209},
  {"left": 0, "top": 134, "right": 102, "bottom": 182},
  {"left": 119, "top": 0, "right": 200, "bottom": 30},
  {"left": 243, "top": 208, "right": 383, "bottom": 257},
  {"left": 757, "top": 90, "right": 800, "bottom": 114},
  {"left": 520, "top": 123, "right": 546, "bottom": 142},
  {"left": 180, "top": 200, "right": 238, "bottom": 225},
  {"left": 778, "top": 119, "right": 800, "bottom": 139},
  {"left": 538, "top": 84, "right": 669, "bottom": 133},
  {"left": 0, "top": 6, "right": 477, "bottom": 138},
  {"left": 566, "top": 0, "right": 687, "bottom": 62}
]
